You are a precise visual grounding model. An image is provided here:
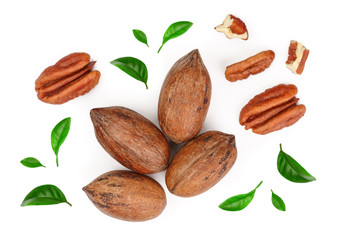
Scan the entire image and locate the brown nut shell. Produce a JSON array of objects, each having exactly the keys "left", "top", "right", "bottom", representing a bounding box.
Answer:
[
  {"left": 158, "top": 49, "right": 211, "bottom": 143},
  {"left": 165, "top": 131, "right": 237, "bottom": 197},
  {"left": 239, "top": 84, "right": 305, "bottom": 134},
  {"left": 225, "top": 50, "right": 275, "bottom": 81},
  {"left": 35, "top": 52, "right": 100, "bottom": 104},
  {"left": 83, "top": 170, "right": 167, "bottom": 222},
  {"left": 90, "top": 106, "right": 170, "bottom": 174}
]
